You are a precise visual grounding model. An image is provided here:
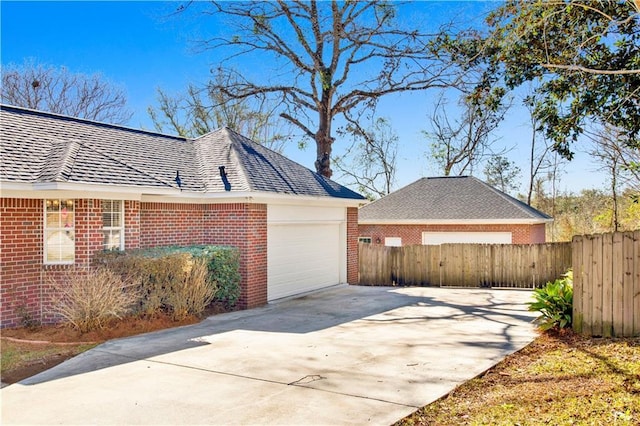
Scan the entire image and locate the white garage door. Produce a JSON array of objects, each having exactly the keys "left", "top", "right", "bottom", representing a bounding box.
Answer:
[
  {"left": 267, "top": 205, "right": 346, "bottom": 301},
  {"left": 422, "top": 231, "right": 512, "bottom": 245}
]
